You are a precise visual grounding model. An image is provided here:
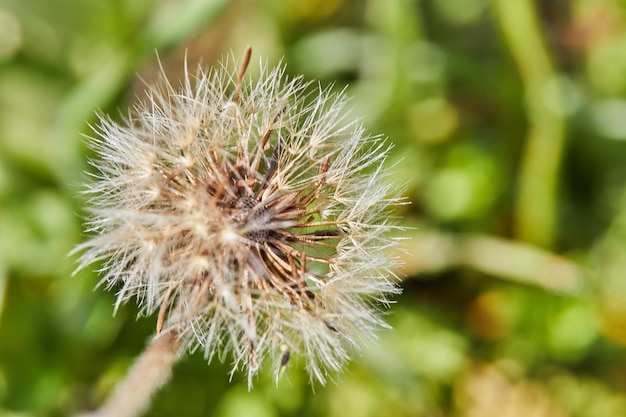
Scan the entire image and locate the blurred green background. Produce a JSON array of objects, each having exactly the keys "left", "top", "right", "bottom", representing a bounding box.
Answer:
[{"left": 2, "top": 0, "right": 626, "bottom": 416}]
